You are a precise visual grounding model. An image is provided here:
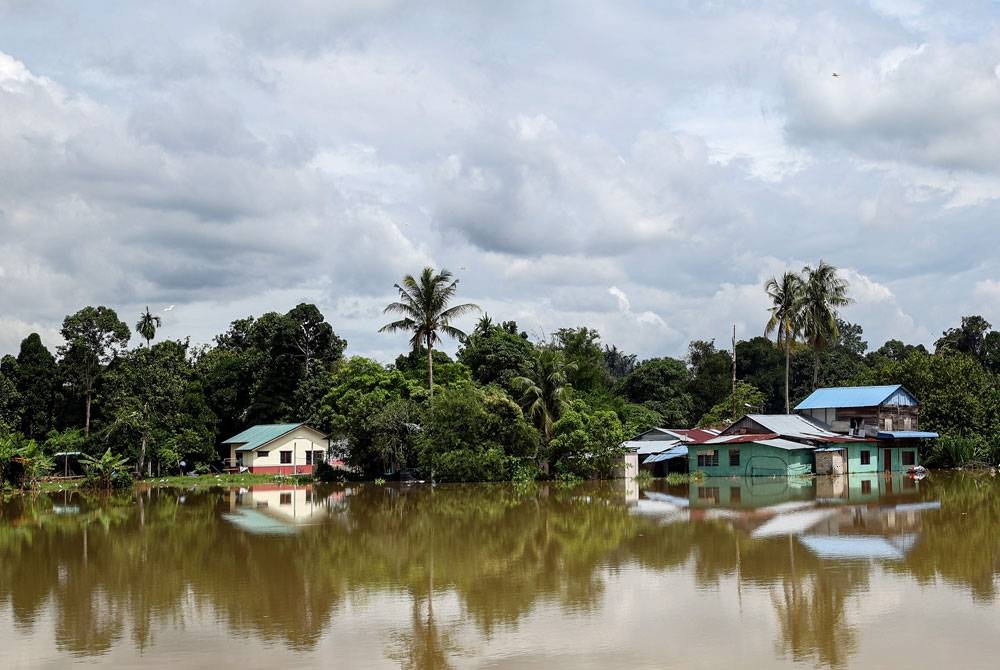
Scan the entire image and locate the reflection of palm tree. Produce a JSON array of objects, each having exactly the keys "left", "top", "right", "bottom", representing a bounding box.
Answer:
[{"left": 770, "top": 560, "right": 863, "bottom": 669}]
